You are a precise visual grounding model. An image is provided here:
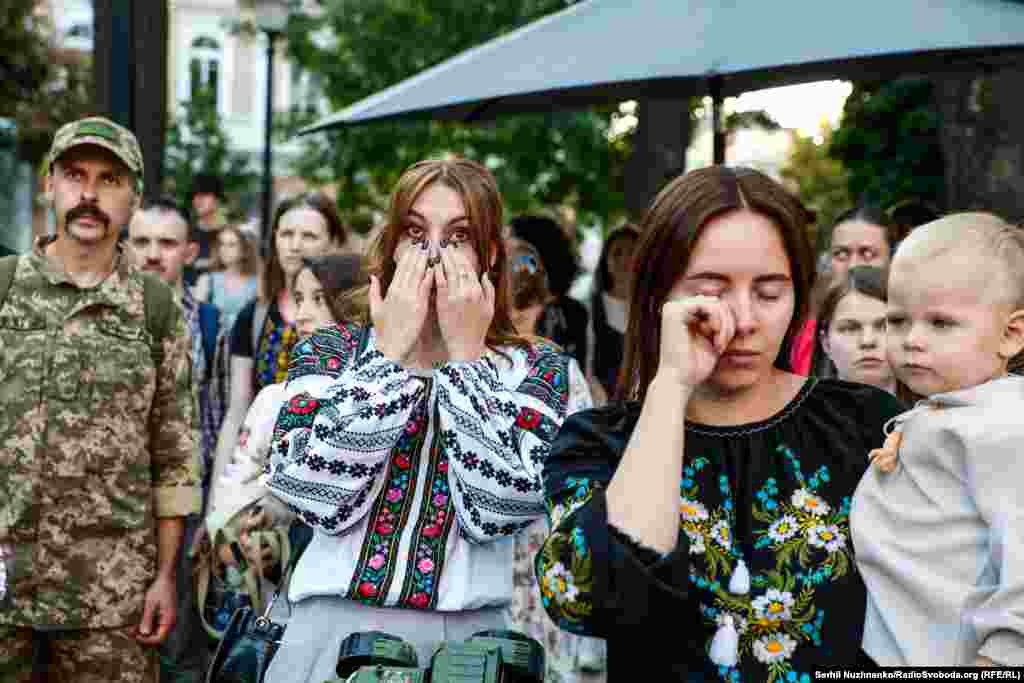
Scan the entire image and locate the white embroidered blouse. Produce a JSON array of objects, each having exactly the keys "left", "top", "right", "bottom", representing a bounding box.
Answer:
[{"left": 267, "top": 322, "right": 589, "bottom": 611}]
